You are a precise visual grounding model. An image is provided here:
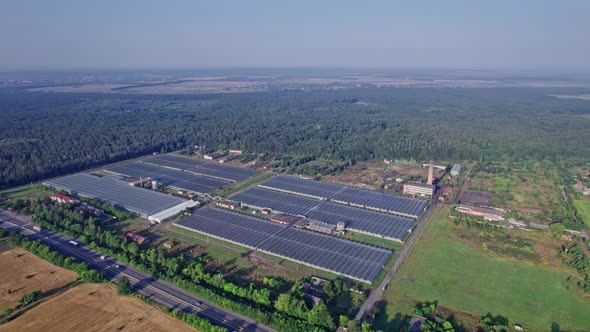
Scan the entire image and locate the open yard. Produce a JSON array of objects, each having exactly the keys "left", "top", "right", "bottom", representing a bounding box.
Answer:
[
  {"left": 0, "top": 248, "right": 78, "bottom": 310},
  {"left": 0, "top": 283, "right": 196, "bottom": 332},
  {"left": 375, "top": 206, "right": 590, "bottom": 331},
  {"left": 325, "top": 160, "right": 443, "bottom": 192}
]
